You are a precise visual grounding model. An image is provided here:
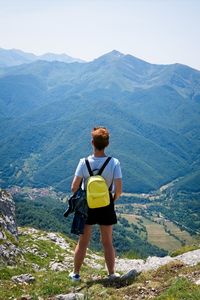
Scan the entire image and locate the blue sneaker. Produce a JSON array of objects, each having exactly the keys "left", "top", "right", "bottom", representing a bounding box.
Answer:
[{"left": 69, "top": 272, "right": 81, "bottom": 281}]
